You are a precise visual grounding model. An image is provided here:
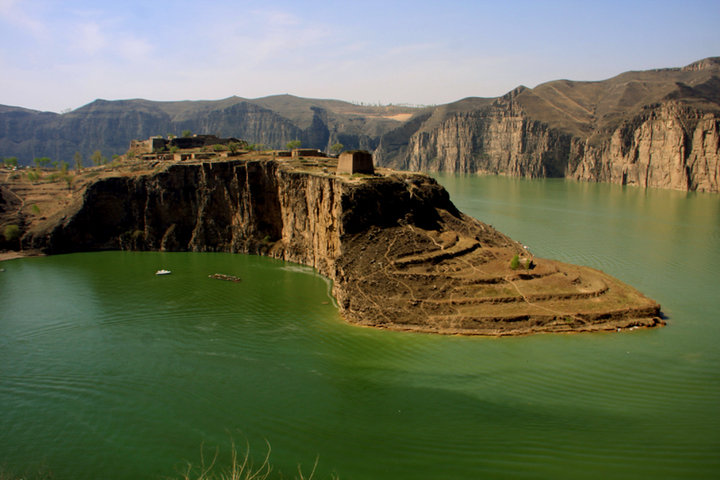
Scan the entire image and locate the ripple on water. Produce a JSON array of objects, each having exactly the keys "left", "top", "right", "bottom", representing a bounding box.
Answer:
[{"left": 1, "top": 228, "right": 719, "bottom": 480}]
